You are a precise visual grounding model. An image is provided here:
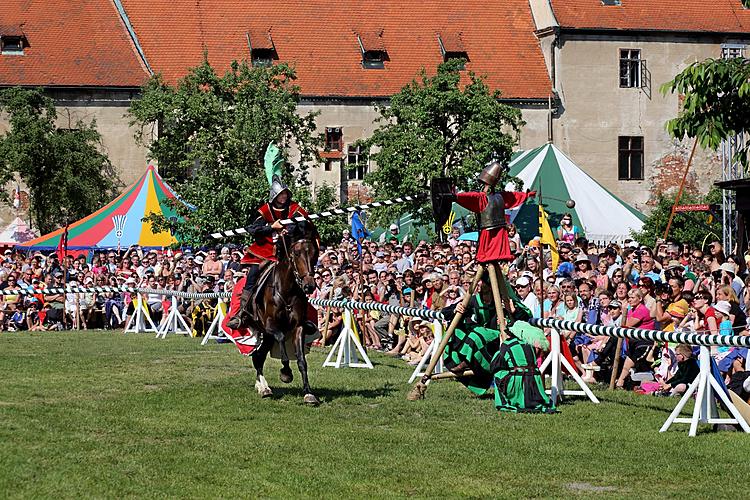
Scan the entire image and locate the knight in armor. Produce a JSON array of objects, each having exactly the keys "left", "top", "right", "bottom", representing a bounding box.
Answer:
[{"left": 454, "top": 160, "right": 535, "bottom": 264}]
